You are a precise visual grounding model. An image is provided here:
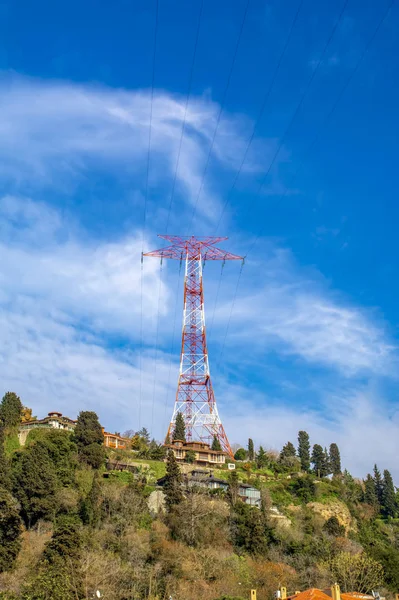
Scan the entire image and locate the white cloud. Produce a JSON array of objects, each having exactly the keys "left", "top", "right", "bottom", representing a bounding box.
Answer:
[
  {"left": 0, "top": 196, "right": 166, "bottom": 336},
  {"left": 0, "top": 74, "right": 266, "bottom": 222},
  {"left": 216, "top": 247, "right": 396, "bottom": 376},
  {"left": 221, "top": 380, "right": 399, "bottom": 481}
]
